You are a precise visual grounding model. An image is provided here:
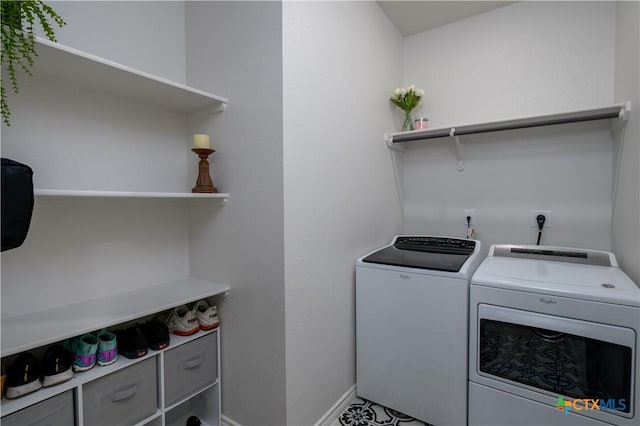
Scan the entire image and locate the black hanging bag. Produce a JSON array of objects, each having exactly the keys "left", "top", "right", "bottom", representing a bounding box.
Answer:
[{"left": 1, "top": 158, "right": 34, "bottom": 251}]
